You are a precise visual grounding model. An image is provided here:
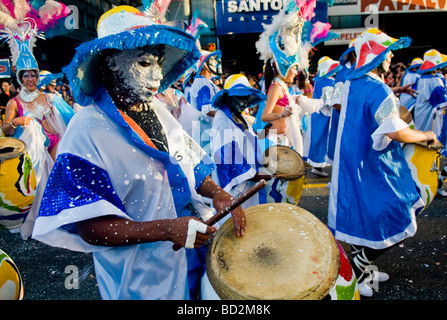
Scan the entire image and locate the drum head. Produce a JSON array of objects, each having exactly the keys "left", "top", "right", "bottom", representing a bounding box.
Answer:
[
  {"left": 206, "top": 203, "right": 340, "bottom": 300},
  {"left": 0, "top": 138, "right": 26, "bottom": 161},
  {"left": 263, "top": 146, "right": 306, "bottom": 178}
]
